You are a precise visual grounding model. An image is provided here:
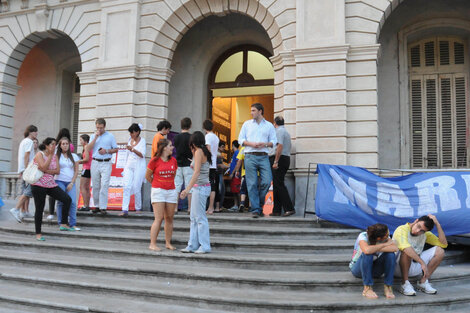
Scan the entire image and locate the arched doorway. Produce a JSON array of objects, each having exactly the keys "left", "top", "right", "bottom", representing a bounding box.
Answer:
[
  {"left": 11, "top": 34, "right": 81, "bottom": 171},
  {"left": 208, "top": 45, "right": 274, "bottom": 161}
]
